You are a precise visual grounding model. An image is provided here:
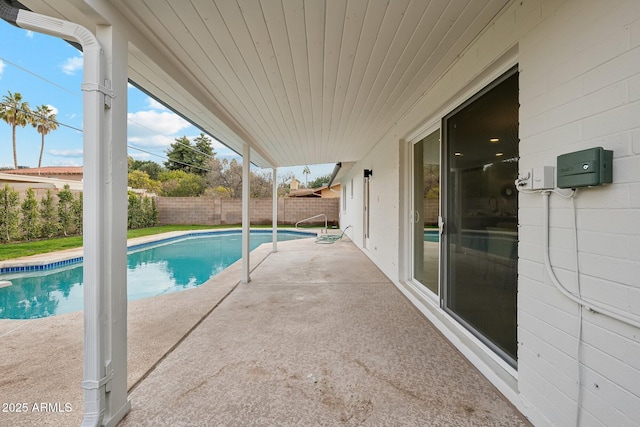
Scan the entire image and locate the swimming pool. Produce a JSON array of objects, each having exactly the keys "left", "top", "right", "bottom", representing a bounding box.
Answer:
[
  {"left": 424, "top": 229, "right": 439, "bottom": 242},
  {"left": 0, "top": 230, "right": 313, "bottom": 319}
]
